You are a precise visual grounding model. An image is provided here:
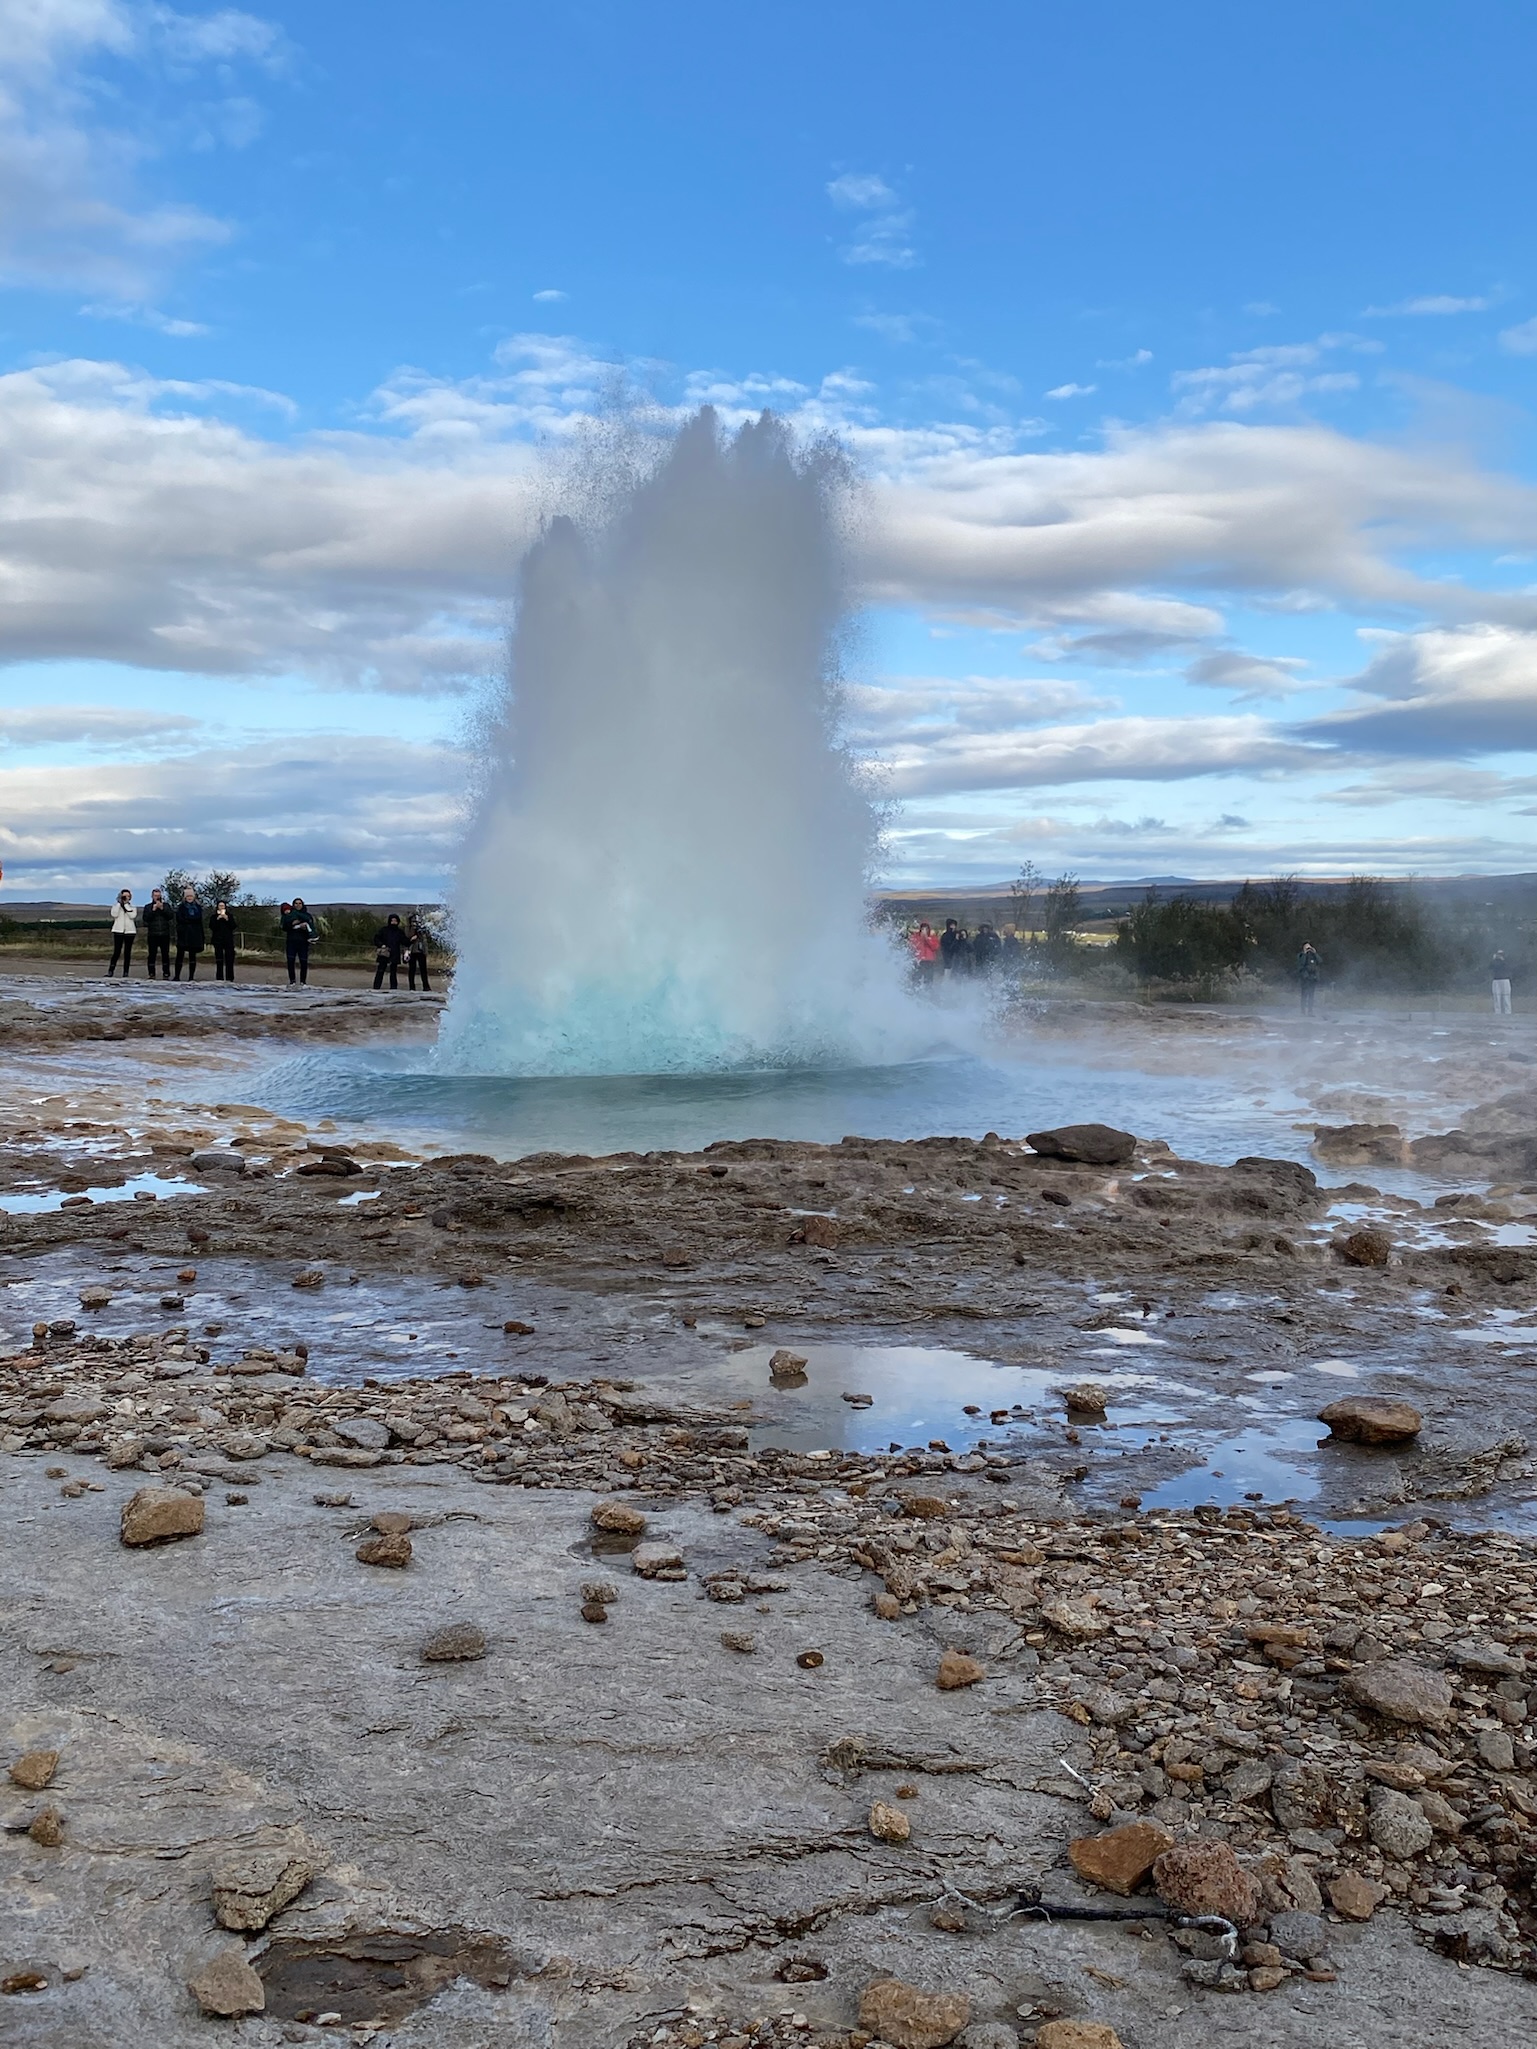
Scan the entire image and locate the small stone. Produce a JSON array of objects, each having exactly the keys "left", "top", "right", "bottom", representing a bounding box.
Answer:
[
  {"left": 590, "top": 1501, "right": 647, "bottom": 1535},
  {"left": 28, "top": 1805, "right": 64, "bottom": 1846},
  {"left": 801, "top": 1215, "right": 840, "bottom": 1249},
  {"left": 1268, "top": 1910, "right": 1329, "bottom": 1960},
  {"left": 219, "top": 1431, "right": 269, "bottom": 1461},
  {"left": 1061, "top": 1383, "right": 1109, "bottom": 1416},
  {"left": 580, "top": 1579, "right": 618, "bottom": 1603},
  {"left": 858, "top": 1976, "right": 971, "bottom": 2048},
  {"left": 211, "top": 1847, "right": 314, "bottom": 1931},
  {"left": 188, "top": 1952, "right": 266, "bottom": 2018},
  {"left": 1034, "top": 2024, "right": 1125, "bottom": 2049},
  {"left": 421, "top": 1622, "right": 486, "bottom": 1661},
  {"left": 2, "top": 1967, "right": 51, "bottom": 1993},
  {"left": 104, "top": 1439, "right": 144, "bottom": 1469},
  {"left": 291, "top": 1267, "right": 325, "bottom": 1289},
  {"left": 1476, "top": 1727, "right": 1516, "bottom": 1771},
  {"left": 873, "top": 1591, "right": 902, "bottom": 1620},
  {"left": 8, "top": 1750, "right": 59, "bottom": 1791},
  {"left": 936, "top": 1649, "right": 985, "bottom": 1690},
  {"left": 355, "top": 1532, "right": 412, "bottom": 1567},
  {"left": 1225, "top": 1759, "right": 1274, "bottom": 1803},
  {"left": 720, "top": 1630, "right": 756, "bottom": 1653},
  {"left": 1068, "top": 1819, "right": 1174, "bottom": 1895},
  {"left": 1336, "top": 1227, "right": 1391, "bottom": 1268},
  {"left": 1041, "top": 1595, "right": 1107, "bottom": 1638},
  {"left": 797, "top": 1649, "right": 825, "bottom": 1669},
  {"left": 332, "top": 1416, "right": 390, "bottom": 1451},
  {"left": 120, "top": 1486, "right": 204, "bottom": 1547},
  {"left": 1328, "top": 1869, "right": 1386, "bottom": 1921},
  {"left": 372, "top": 1511, "right": 412, "bottom": 1533},
  {"left": 1152, "top": 1840, "right": 1261, "bottom": 1924},
  {"left": 1318, "top": 1396, "right": 1422, "bottom": 1445},
  {"left": 769, "top": 1347, "right": 809, "bottom": 1384},
  {"left": 902, "top": 1494, "right": 952, "bottom": 1520},
  {"left": 78, "top": 1285, "right": 112, "bottom": 1309},
  {"left": 580, "top": 1600, "right": 609, "bottom": 1623},
  {"left": 190, "top": 1148, "right": 247, "bottom": 1177},
  {"left": 631, "top": 1541, "right": 685, "bottom": 1579},
  {"left": 869, "top": 1798, "right": 912, "bottom": 1843},
  {"left": 931, "top": 1900, "right": 970, "bottom": 1934},
  {"left": 1368, "top": 1787, "right": 1435, "bottom": 1859},
  {"left": 1345, "top": 1657, "right": 1454, "bottom": 1727},
  {"left": 503, "top": 1319, "right": 535, "bottom": 1334},
  {"left": 1249, "top": 1966, "right": 1287, "bottom": 1993}
]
